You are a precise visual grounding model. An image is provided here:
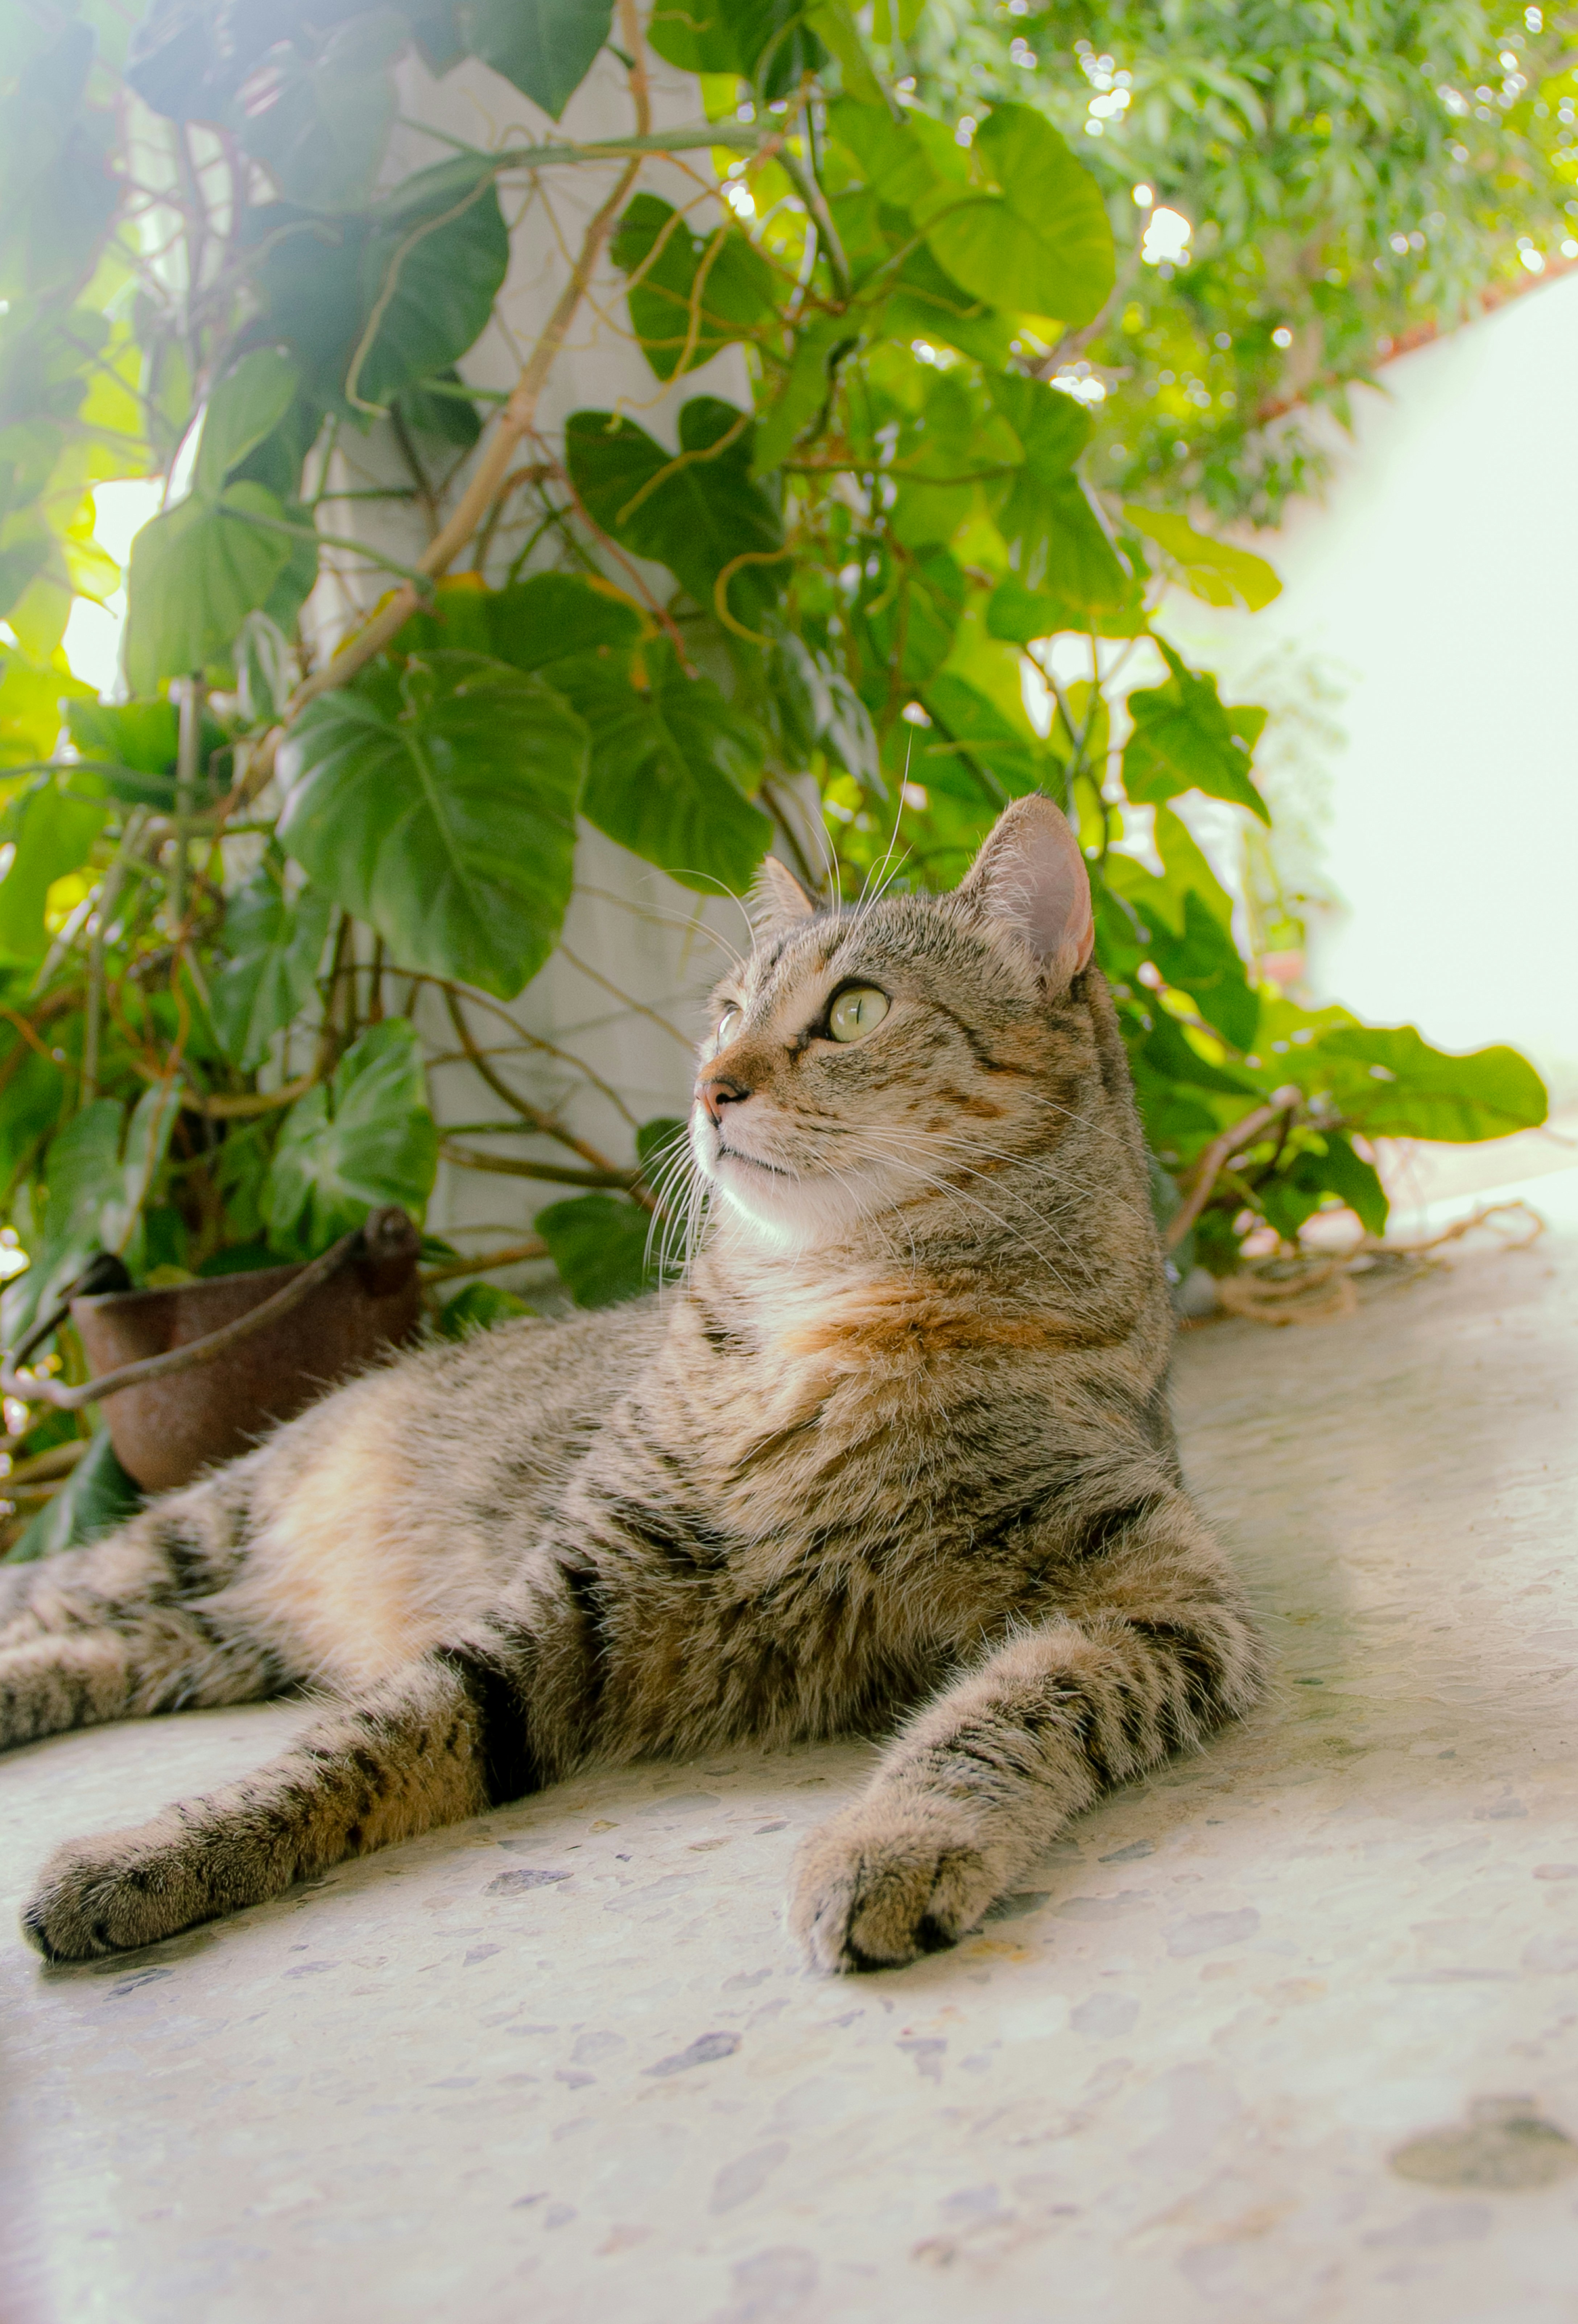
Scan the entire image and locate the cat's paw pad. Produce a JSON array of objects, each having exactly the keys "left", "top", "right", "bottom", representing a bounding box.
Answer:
[
  {"left": 789, "top": 1808, "right": 1000, "bottom": 1973},
  {"left": 21, "top": 1830, "right": 197, "bottom": 1963}
]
